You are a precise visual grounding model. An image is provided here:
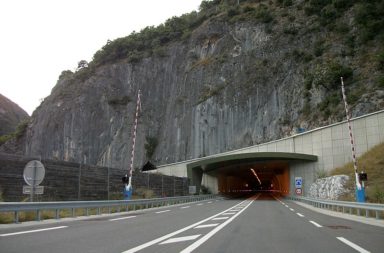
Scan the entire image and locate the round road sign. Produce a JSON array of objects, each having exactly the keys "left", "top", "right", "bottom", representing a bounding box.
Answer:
[{"left": 23, "top": 160, "right": 45, "bottom": 186}]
